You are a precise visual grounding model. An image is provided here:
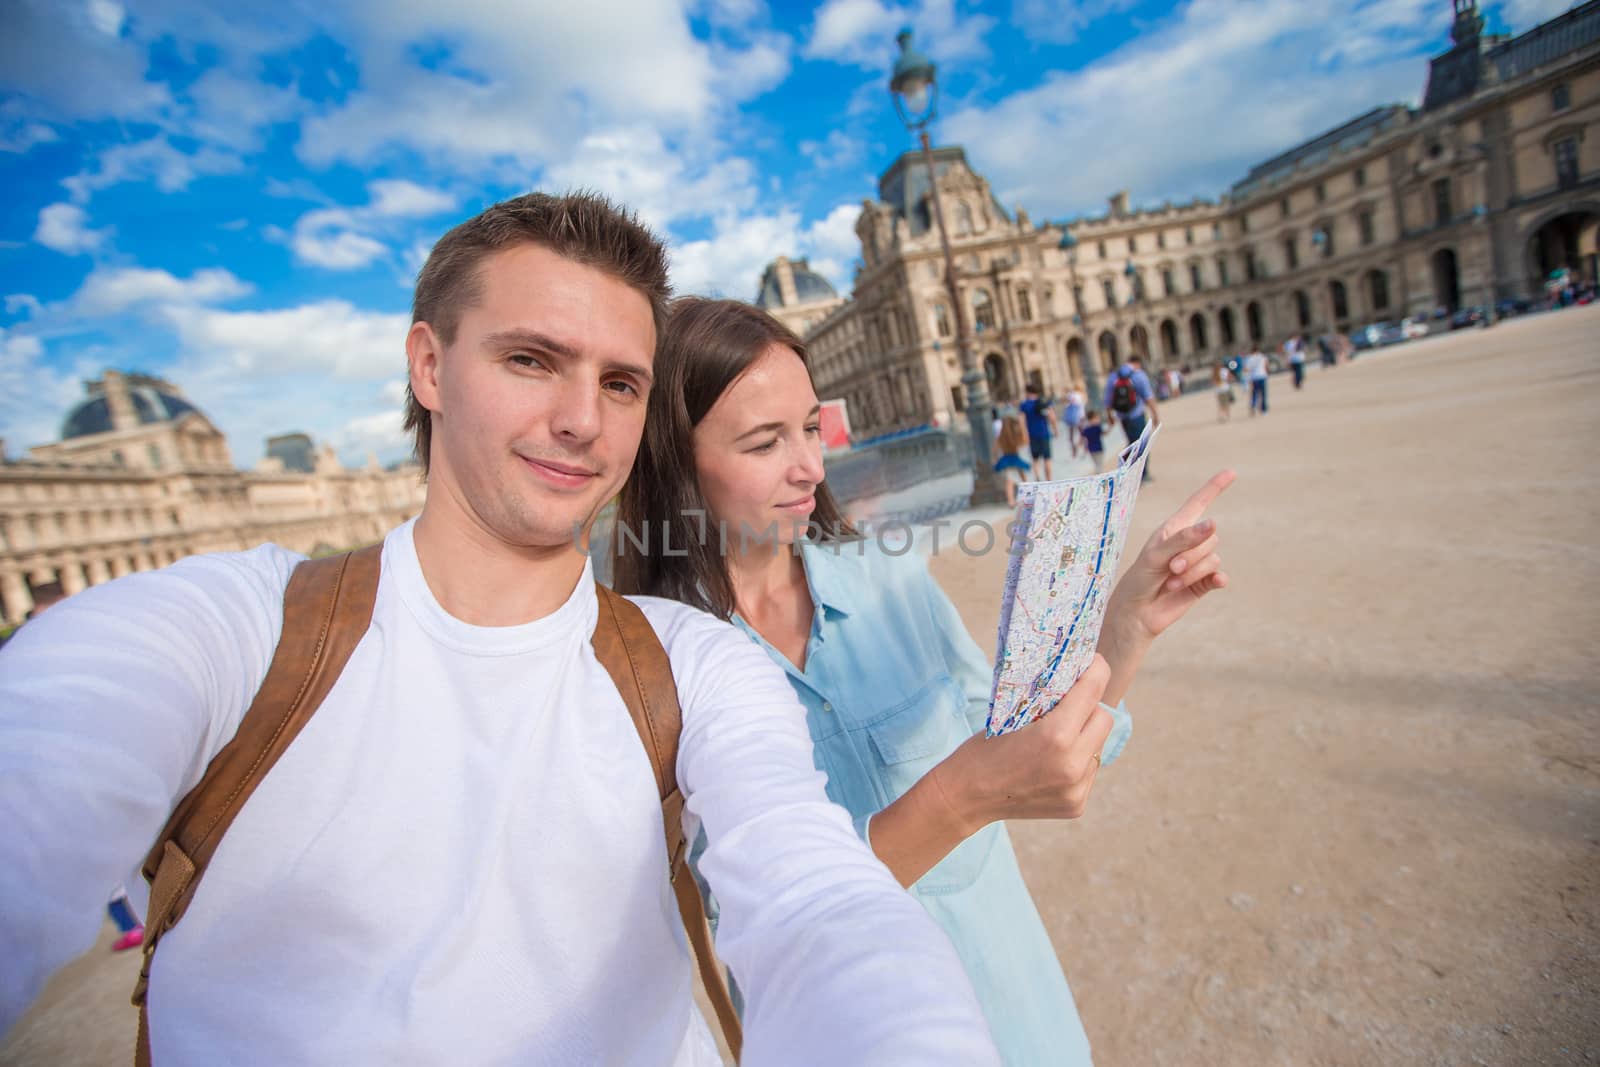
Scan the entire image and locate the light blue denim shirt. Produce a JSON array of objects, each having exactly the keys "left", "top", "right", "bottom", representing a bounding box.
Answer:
[{"left": 713, "top": 538, "right": 1132, "bottom": 1066}]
